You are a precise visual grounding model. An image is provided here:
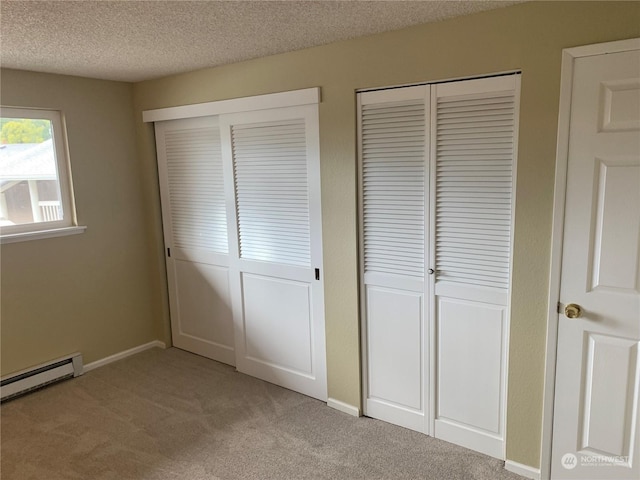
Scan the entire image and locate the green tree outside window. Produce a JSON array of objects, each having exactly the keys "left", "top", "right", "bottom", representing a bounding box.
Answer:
[{"left": 0, "top": 118, "right": 52, "bottom": 144}]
